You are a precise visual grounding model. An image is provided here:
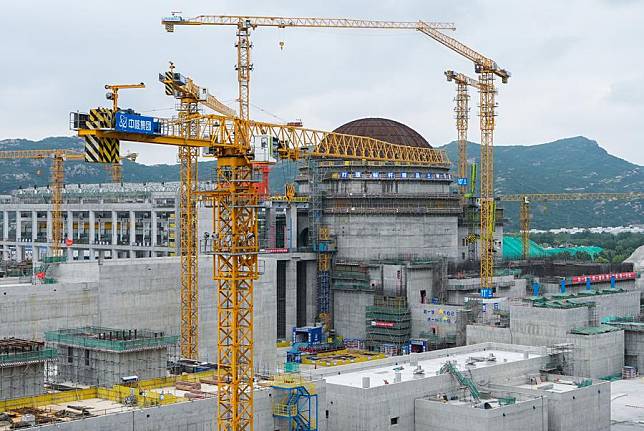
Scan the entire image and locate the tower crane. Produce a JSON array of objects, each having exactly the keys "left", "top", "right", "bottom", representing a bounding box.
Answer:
[
  {"left": 444, "top": 70, "right": 488, "bottom": 195},
  {"left": 499, "top": 192, "right": 644, "bottom": 259},
  {"left": 104, "top": 83, "right": 146, "bottom": 183},
  {"left": 159, "top": 62, "right": 237, "bottom": 360},
  {"left": 158, "top": 14, "right": 508, "bottom": 430},
  {"left": 0, "top": 150, "right": 138, "bottom": 258},
  {"left": 161, "top": 12, "right": 509, "bottom": 299}
]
